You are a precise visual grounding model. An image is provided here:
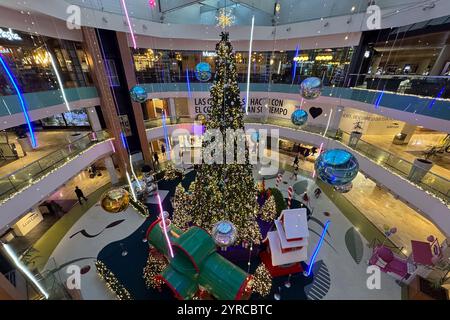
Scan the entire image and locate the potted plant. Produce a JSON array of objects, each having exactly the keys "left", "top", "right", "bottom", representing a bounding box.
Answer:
[
  {"left": 348, "top": 121, "right": 363, "bottom": 147},
  {"left": 408, "top": 146, "right": 437, "bottom": 183}
]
